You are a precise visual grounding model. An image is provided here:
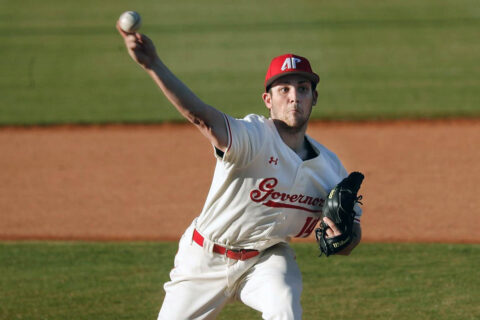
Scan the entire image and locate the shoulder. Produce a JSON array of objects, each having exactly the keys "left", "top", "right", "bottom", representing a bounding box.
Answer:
[
  {"left": 225, "top": 113, "right": 270, "bottom": 136},
  {"left": 219, "top": 113, "right": 270, "bottom": 166},
  {"left": 224, "top": 113, "right": 266, "bottom": 124},
  {"left": 242, "top": 113, "right": 268, "bottom": 125}
]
